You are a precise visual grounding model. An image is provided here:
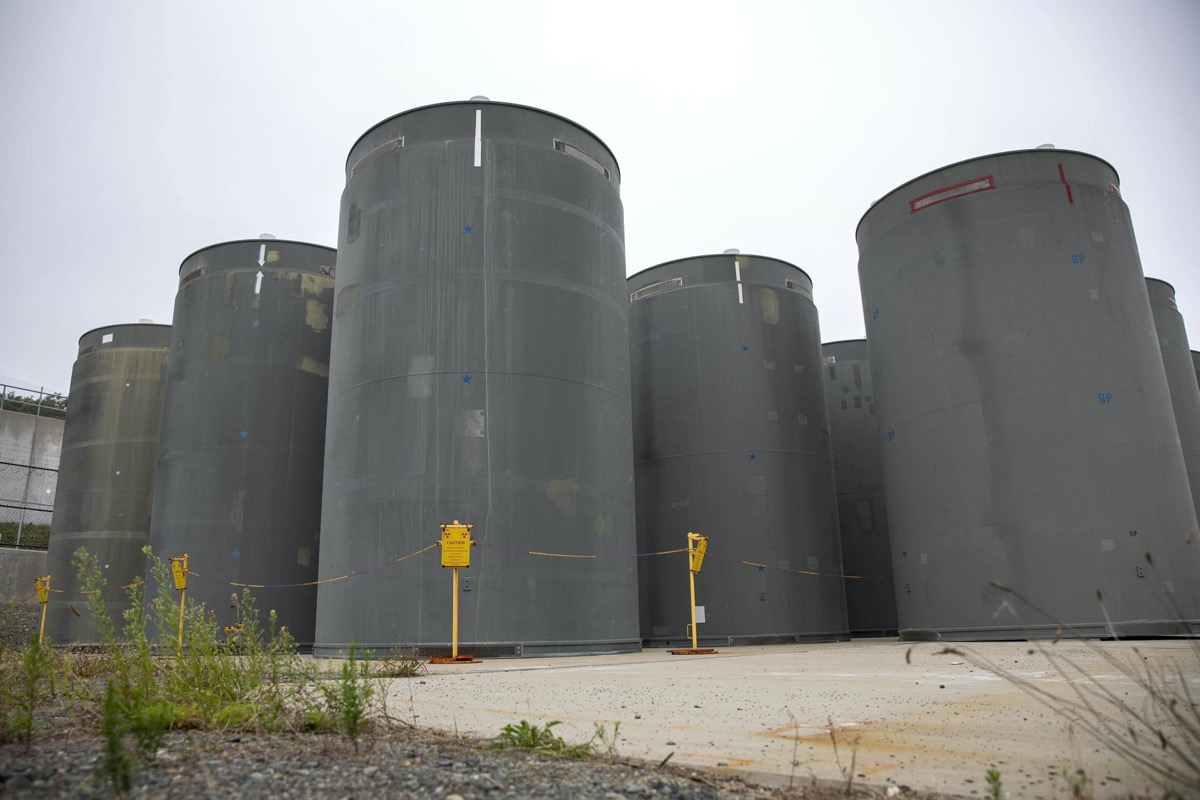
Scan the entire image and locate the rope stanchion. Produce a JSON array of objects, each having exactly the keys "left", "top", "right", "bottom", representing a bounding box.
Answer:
[
  {"left": 481, "top": 541, "right": 888, "bottom": 581},
  {"left": 481, "top": 543, "right": 688, "bottom": 560},
  {"left": 187, "top": 542, "right": 439, "bottom": 590},
  {"left": 141, "top": 538, "right": 888, "bottom": 598},
  {"left": 706, "top": 551, "right": 891, "bottom": 581}
]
